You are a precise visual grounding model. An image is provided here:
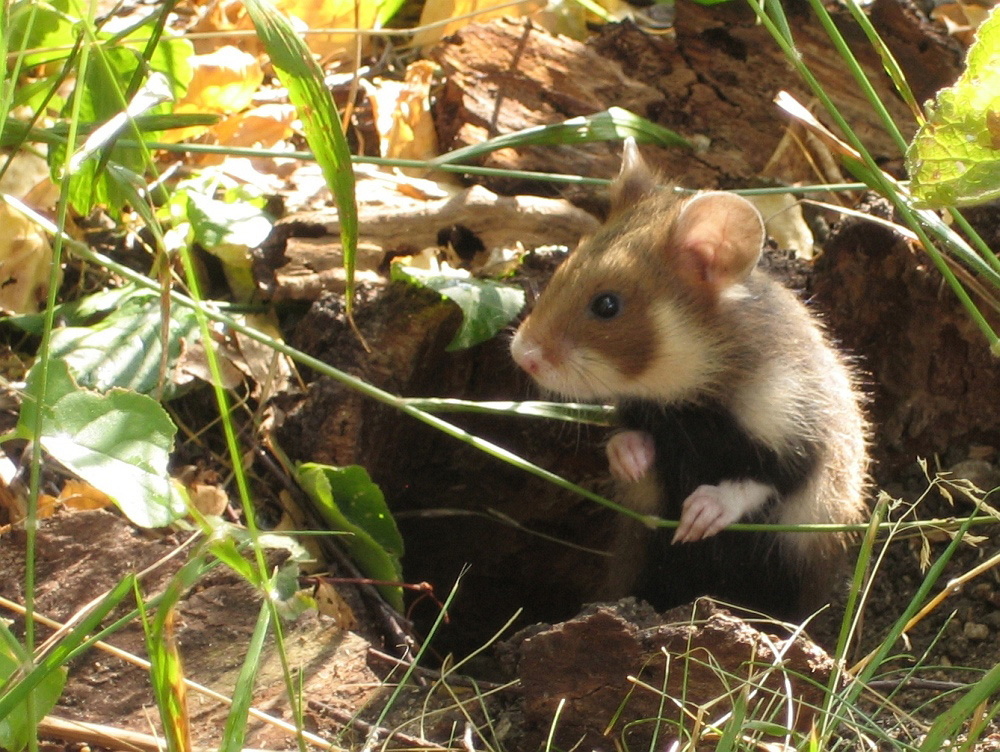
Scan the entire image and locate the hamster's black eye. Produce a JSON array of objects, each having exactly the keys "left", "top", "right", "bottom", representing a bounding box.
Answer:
[{"left": 589, "top": 293, "right": 622, "bottom": 320}]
